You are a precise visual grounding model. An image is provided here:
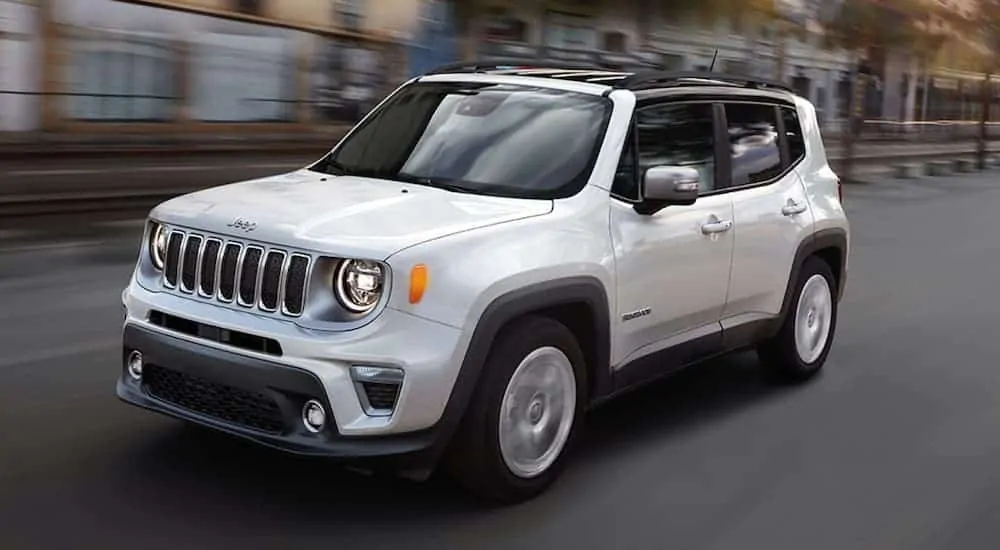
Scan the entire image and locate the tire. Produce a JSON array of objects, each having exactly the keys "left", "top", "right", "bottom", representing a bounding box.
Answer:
[
  {"left": 445, "top": 315, "right": 587, "bottom": 505},
  {"left": 757, "top": 256, "right": 839, "bottom": 383}
]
